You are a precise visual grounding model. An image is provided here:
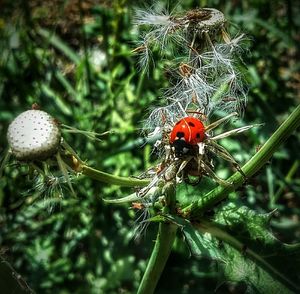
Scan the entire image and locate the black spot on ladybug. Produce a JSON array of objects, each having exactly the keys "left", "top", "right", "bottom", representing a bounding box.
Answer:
[
  {"left": 176, "top": 132, "right": 185, "bottom": 138},
  {"left": 196, "top": 133, "right": 201, "bottom": 138},
  {"left": 188, "top": 122, "right": 195, "bottom": 127},
  {"left": 175, "top": 120, "right": 182, "bottom": 125}
]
